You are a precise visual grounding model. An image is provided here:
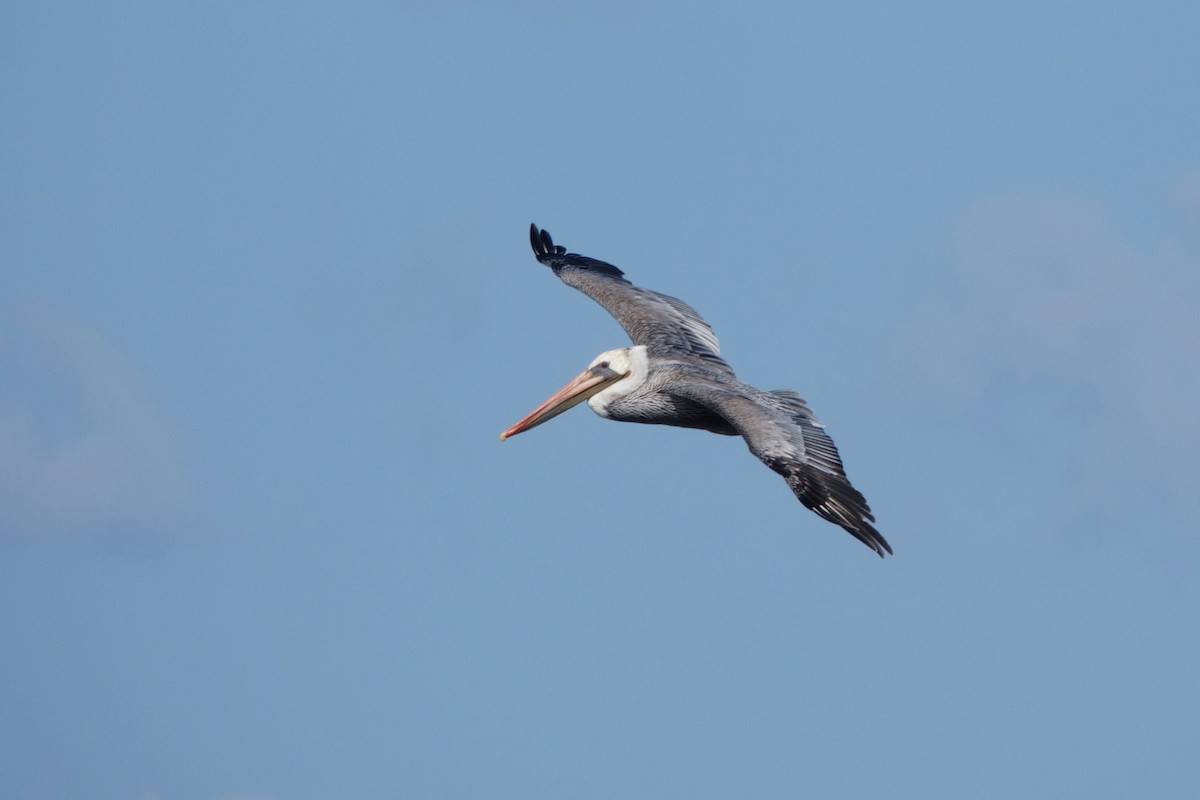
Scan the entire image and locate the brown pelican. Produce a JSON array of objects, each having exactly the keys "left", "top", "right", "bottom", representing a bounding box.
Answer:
[{"left": 501, "top": 224, "right": 891, "bottom": 558}]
